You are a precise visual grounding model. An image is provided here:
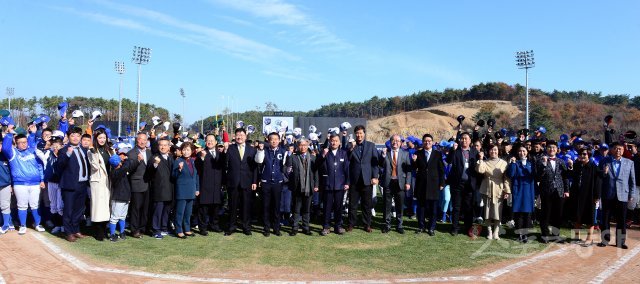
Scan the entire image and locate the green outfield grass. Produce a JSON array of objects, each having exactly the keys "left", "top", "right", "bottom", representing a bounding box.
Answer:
[{"left": 44, "top": 214, "right": 575, "bottom": 279}]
